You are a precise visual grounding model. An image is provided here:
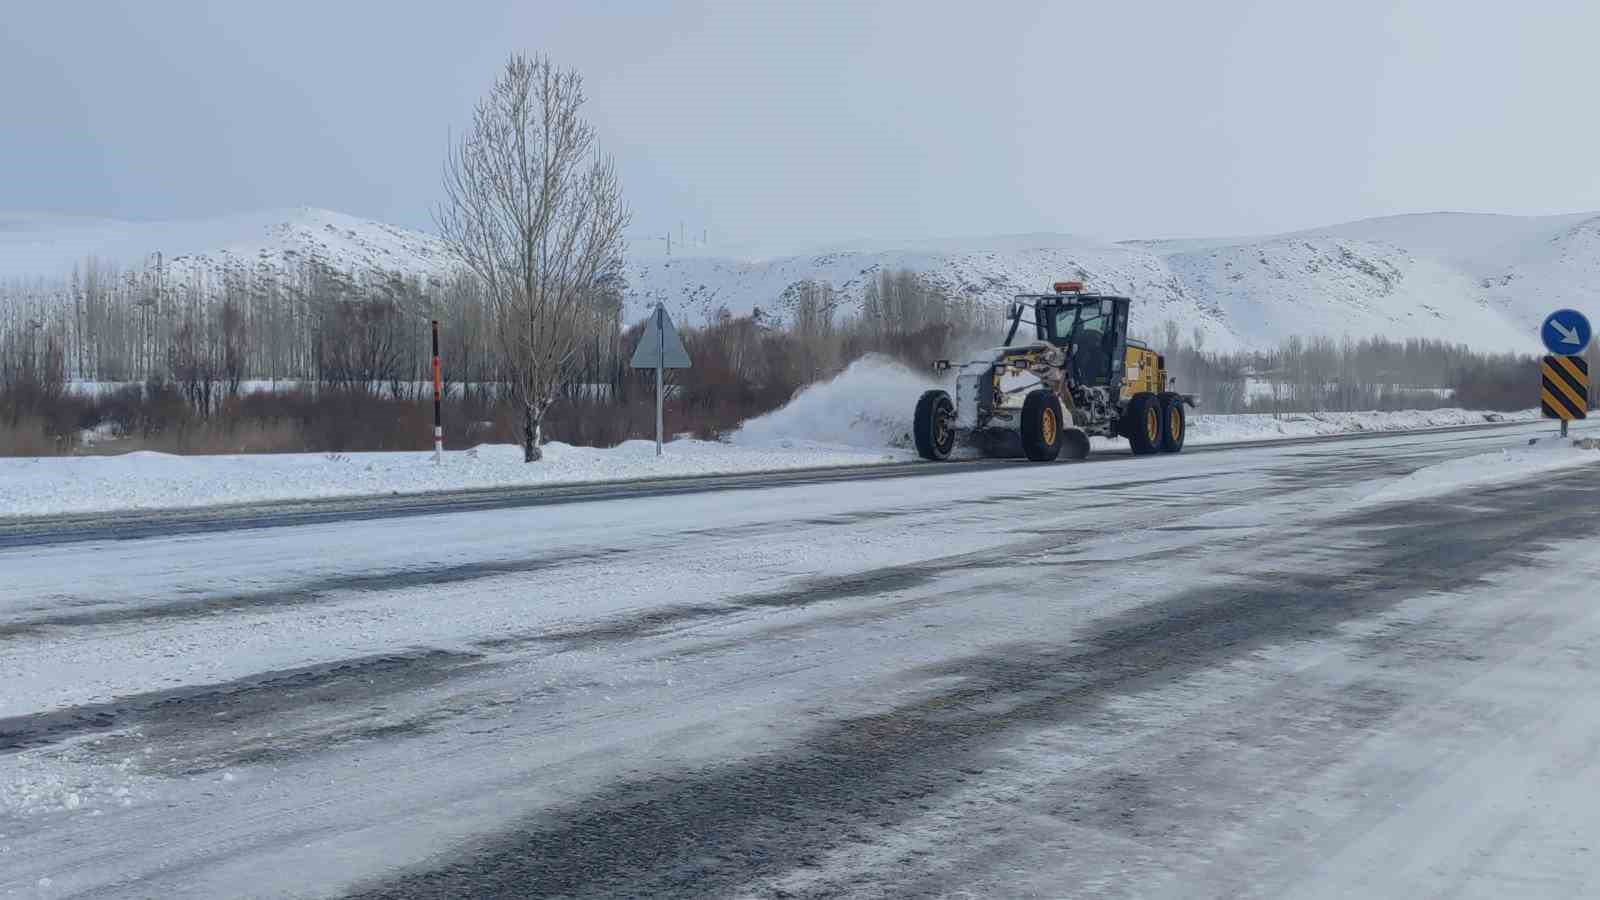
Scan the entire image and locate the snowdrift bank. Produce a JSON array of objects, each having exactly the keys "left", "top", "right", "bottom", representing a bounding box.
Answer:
[{"left": 1360, "top": 435, "right": 1600, "bottom": 507}]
